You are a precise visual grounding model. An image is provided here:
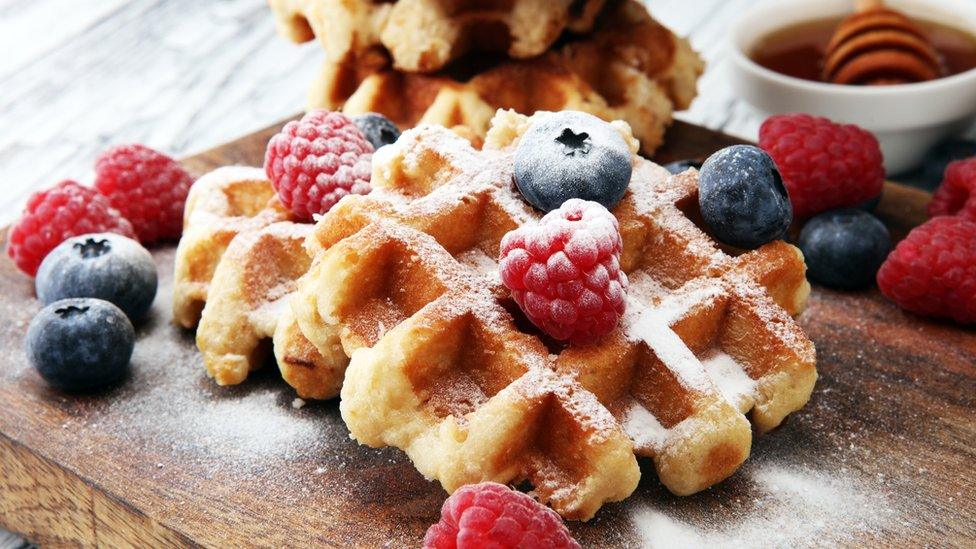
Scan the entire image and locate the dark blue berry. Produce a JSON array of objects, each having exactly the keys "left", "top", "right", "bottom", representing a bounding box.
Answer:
[
  {"left": 35, "top": 233, "right": 157, "bottom": 320},
  {"left": 896, "top": 138, "right": 976, "bottom": 190},
  {"left": 857, "top": 193, "right": 883, "bottom": 212},
  {"left": 698, "top": 145, "right": 792, "bottom": 249},
  {"left": 663, "top": 158, "right": 703, "bottom": 175},
  {"left": 798, "top": 209, "right": 891, "bottom": 290},
  {"left": 26, "top": 298, "right": 134, "bottom": 391},
  {"left": 352, "top": 113, "right": 401, "bottom": 149},
  {"left": 514, "top": 111, "right": 632, "bottom": 212}
]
